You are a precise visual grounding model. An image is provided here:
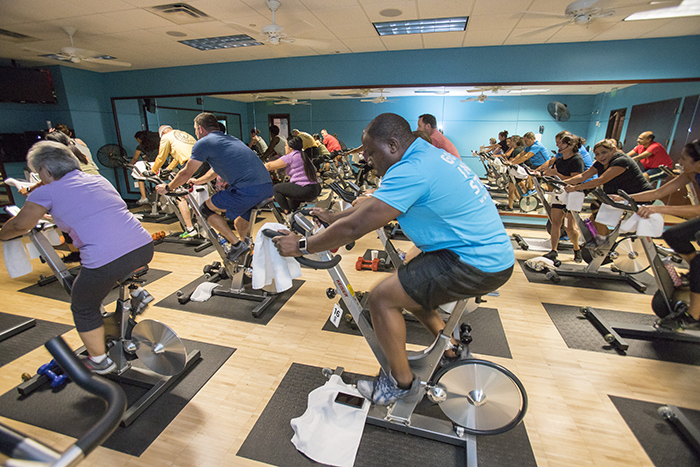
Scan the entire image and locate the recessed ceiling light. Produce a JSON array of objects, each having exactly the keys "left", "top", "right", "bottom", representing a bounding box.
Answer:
[
  {"left": 380, "top": 9, "right": 403, "bottom": 18},
  {"left": 625, "top": 0, "right": 700, "bottom": 21},
  {"left": 166, "top": 31, "right": 187, "bottom": 37},
  {"left": 180, "top": 34, "right": 263, "bottom": 50},
  {"left": 374, "top": 17, "right": 468, "bottom": 36}
]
